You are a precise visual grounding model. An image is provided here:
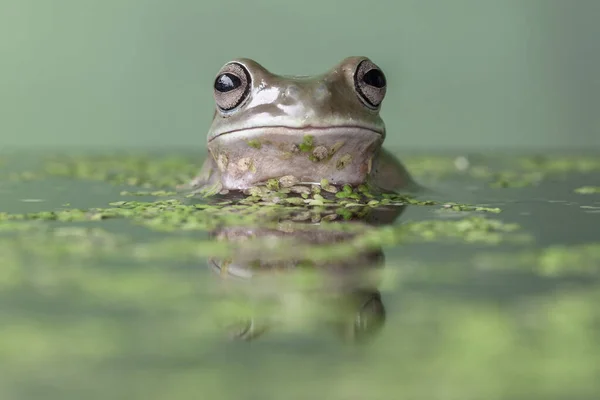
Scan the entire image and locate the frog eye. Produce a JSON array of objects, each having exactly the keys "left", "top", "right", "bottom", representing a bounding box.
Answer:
[
  {"left": 213, "top": 62, "right": 251, "bottom": 112},
  {"left": 354, "top": 60, "right": 387, "bottom": 109},
  {"left": 352, "top": 291, "right": 386, "bottom": 342}
]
